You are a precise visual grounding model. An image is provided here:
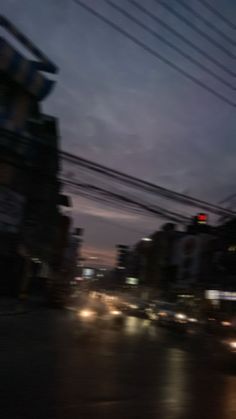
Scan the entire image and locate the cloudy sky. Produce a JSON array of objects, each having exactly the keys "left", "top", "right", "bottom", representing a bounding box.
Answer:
[{"left": 2, "top": 0, "right": 236, "bottom": 265}]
